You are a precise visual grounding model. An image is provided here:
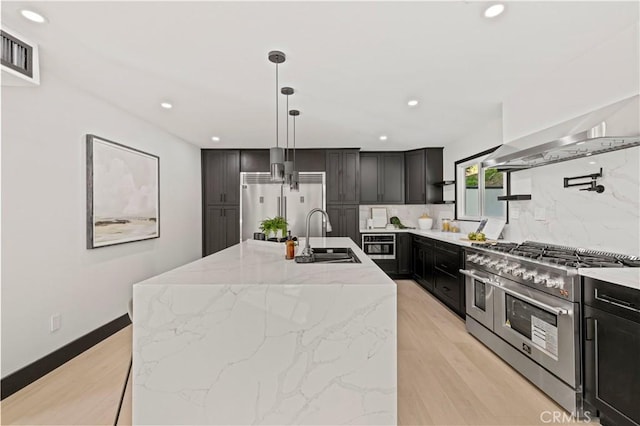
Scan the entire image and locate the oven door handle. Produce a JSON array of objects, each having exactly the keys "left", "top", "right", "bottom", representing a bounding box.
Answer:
[
  {"left": 459, "top": 269, "right": 491, "bottom": 284},
  {"left": 460, "top": 269, "right": 569, "bottom": 316}
]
